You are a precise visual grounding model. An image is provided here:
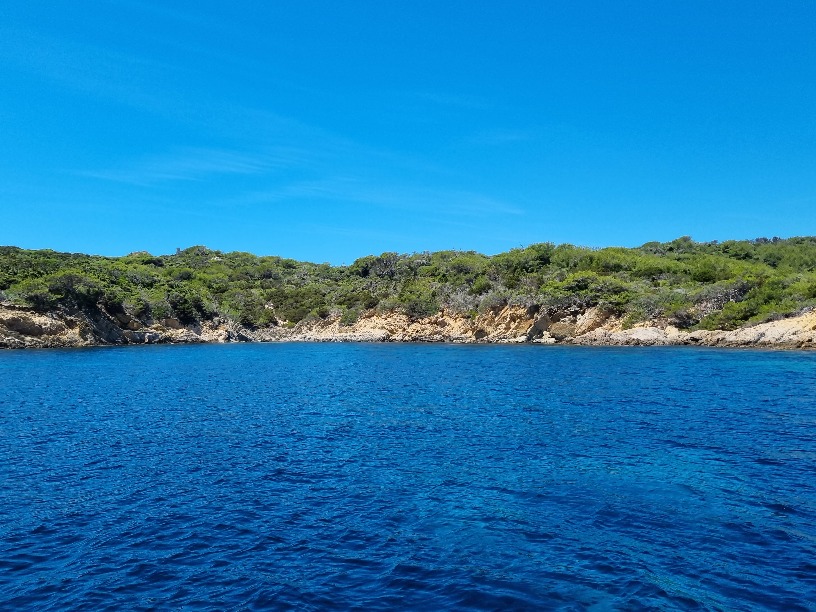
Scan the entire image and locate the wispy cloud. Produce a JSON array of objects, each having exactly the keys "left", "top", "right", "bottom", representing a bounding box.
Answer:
[
  {"left": 242, "top": 177, "right": 525, "bottom": 217},
  {"left": 0, "top": 26, "right": 177, "bottom": 114},
  {"left": 77, "top": 147, "right": 299, "bottom": 185},
  {"left": 0, "top": 20, "right": 291, "bottom": 134},
  {"left": 73, "top": 102, "right": 455, "bottom": 188},
  {"left": 6, "top": 11, "right": 527, "bottom": 227}
]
